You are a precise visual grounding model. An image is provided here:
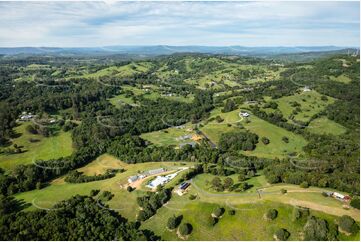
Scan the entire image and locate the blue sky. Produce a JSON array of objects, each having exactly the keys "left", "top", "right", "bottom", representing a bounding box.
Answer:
[{"left": 0, "top": 1, "right": 359, "bottom": 47}]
